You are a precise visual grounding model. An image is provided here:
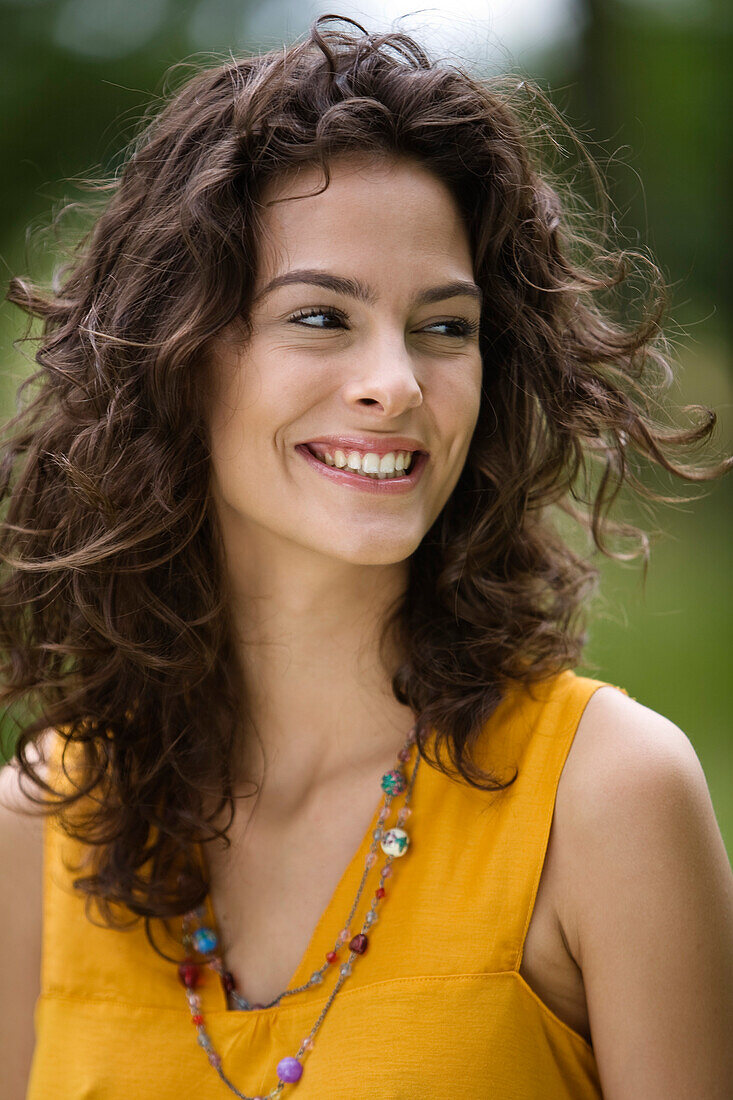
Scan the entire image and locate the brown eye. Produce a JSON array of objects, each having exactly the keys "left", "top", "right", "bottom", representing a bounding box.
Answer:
[
  {"left": 290, "top": 308, "right": 348, "bottom": 329},
  {"left": 421, "top": 319, "right": 479, "bottom": 338}
]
